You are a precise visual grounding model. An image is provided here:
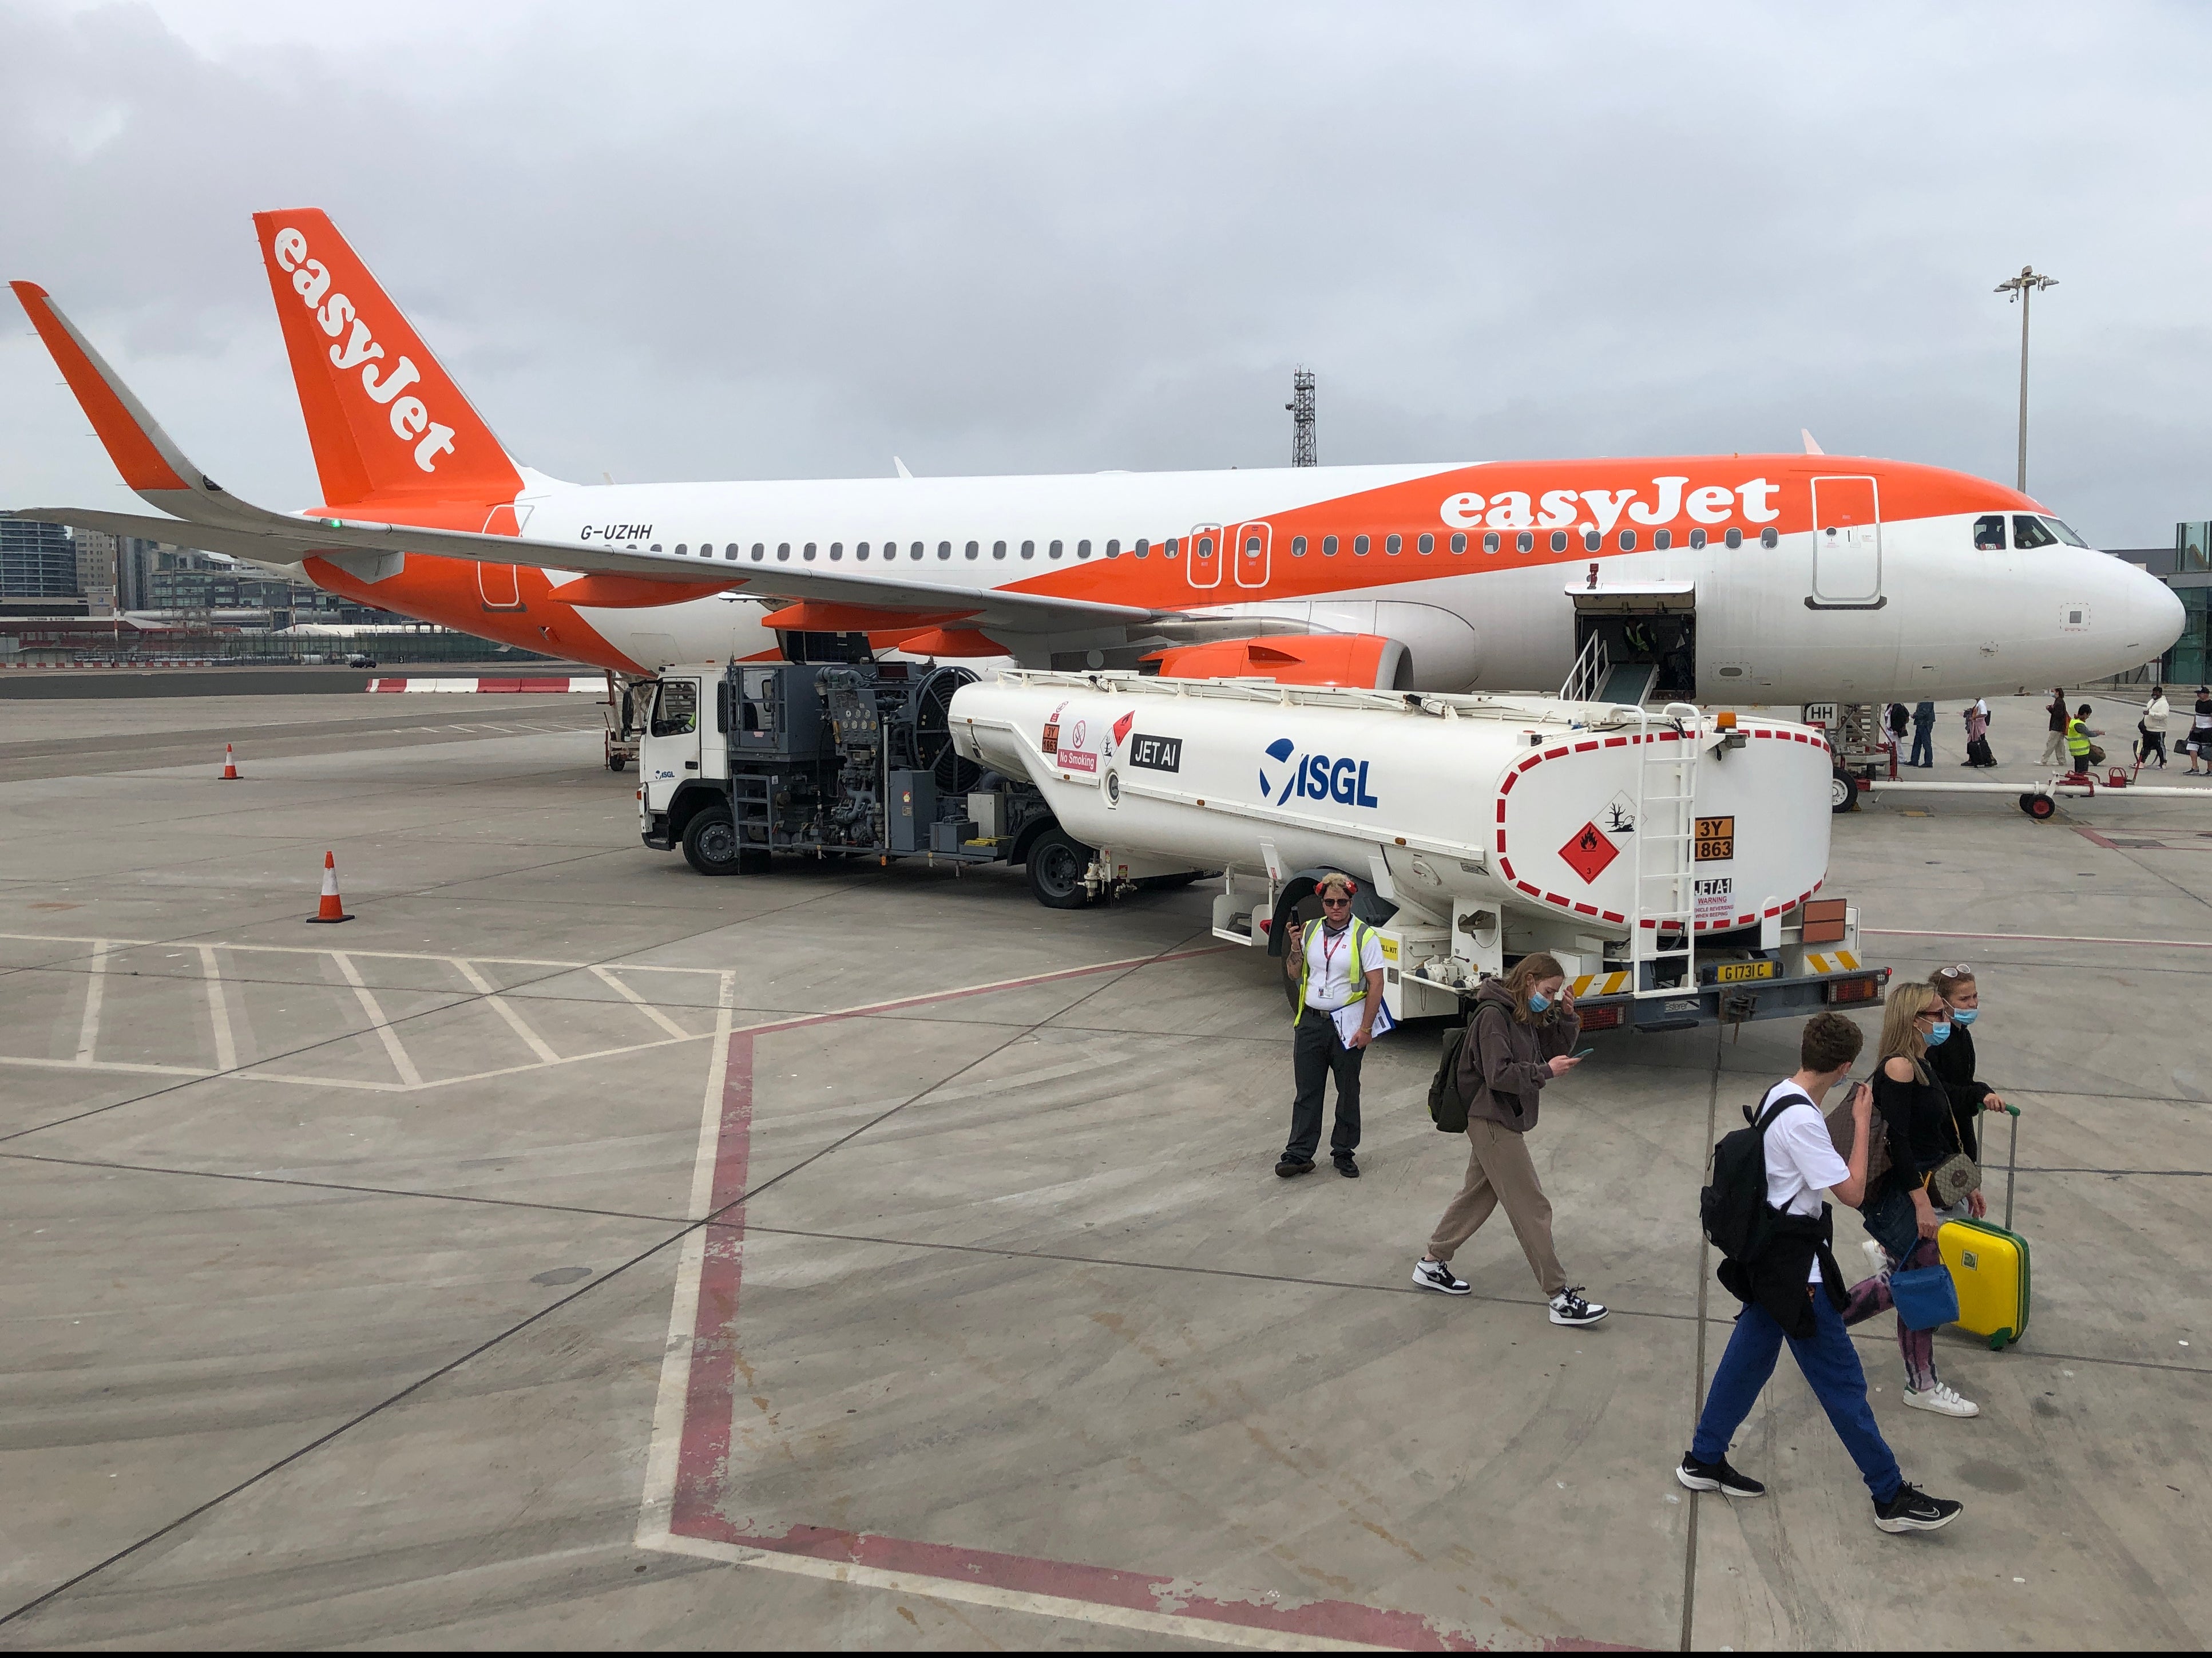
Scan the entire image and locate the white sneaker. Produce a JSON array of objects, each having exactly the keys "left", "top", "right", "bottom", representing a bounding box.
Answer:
[
  {"left": 1548, "top": 1287, "right": 1608, "bottom": 1326},
  {"left": 1902, "top": 1382, "right": 1980, "bottom": 1418},
  {"left": 1412, "top": 1258, "right": 1471, "bottom": 1296}
]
